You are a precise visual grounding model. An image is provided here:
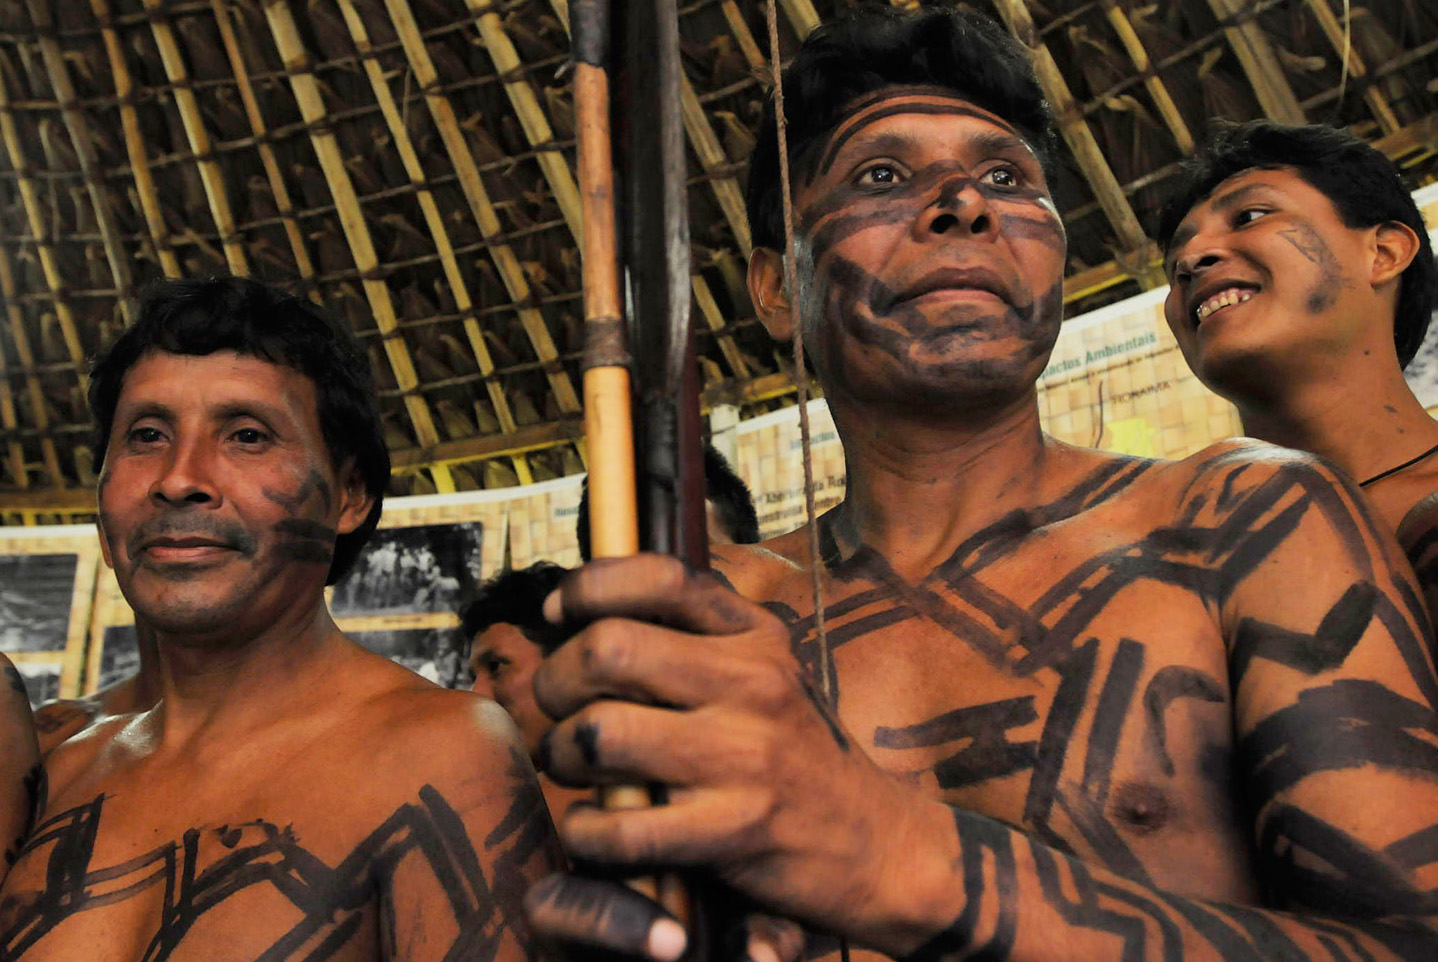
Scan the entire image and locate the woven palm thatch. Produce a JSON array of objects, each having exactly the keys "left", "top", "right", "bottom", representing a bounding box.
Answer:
[{"left": 0, "top": 0, "right": 1435, "bottom": 521}]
